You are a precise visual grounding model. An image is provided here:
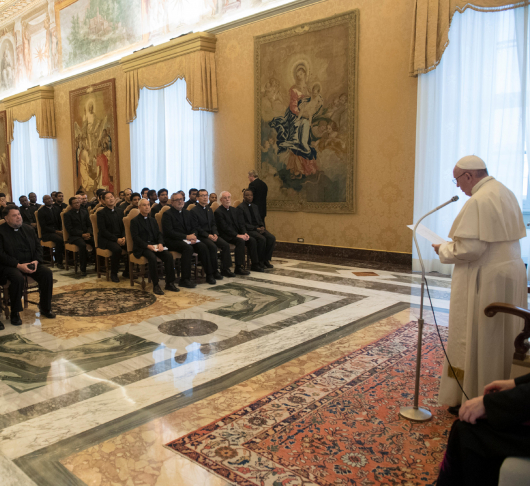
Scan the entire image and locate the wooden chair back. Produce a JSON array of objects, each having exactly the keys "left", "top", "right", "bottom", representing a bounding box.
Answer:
[
  {"left": 187, "top": 203, "right": 195, "bottom": 211},
  {"left": 90, "top": 213, "right": 99, "bottom": 247},
  {"left": 60, "top": 211, "right": 70, "bottom": 242},
  {"left": 123, "top": 208, "right": 140, "bottom": 254},
  {"left": 35, "top": 208, "right": 43, "bottom": 238},
  {"left": 155, "top": 205, "right": 171, "bottom": 233},
  {"left": 211, "top": 202, "right": 219, "bottom": 212},
  {"left": 233, "top": 200, "right": 241, "bottom": 208}
]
